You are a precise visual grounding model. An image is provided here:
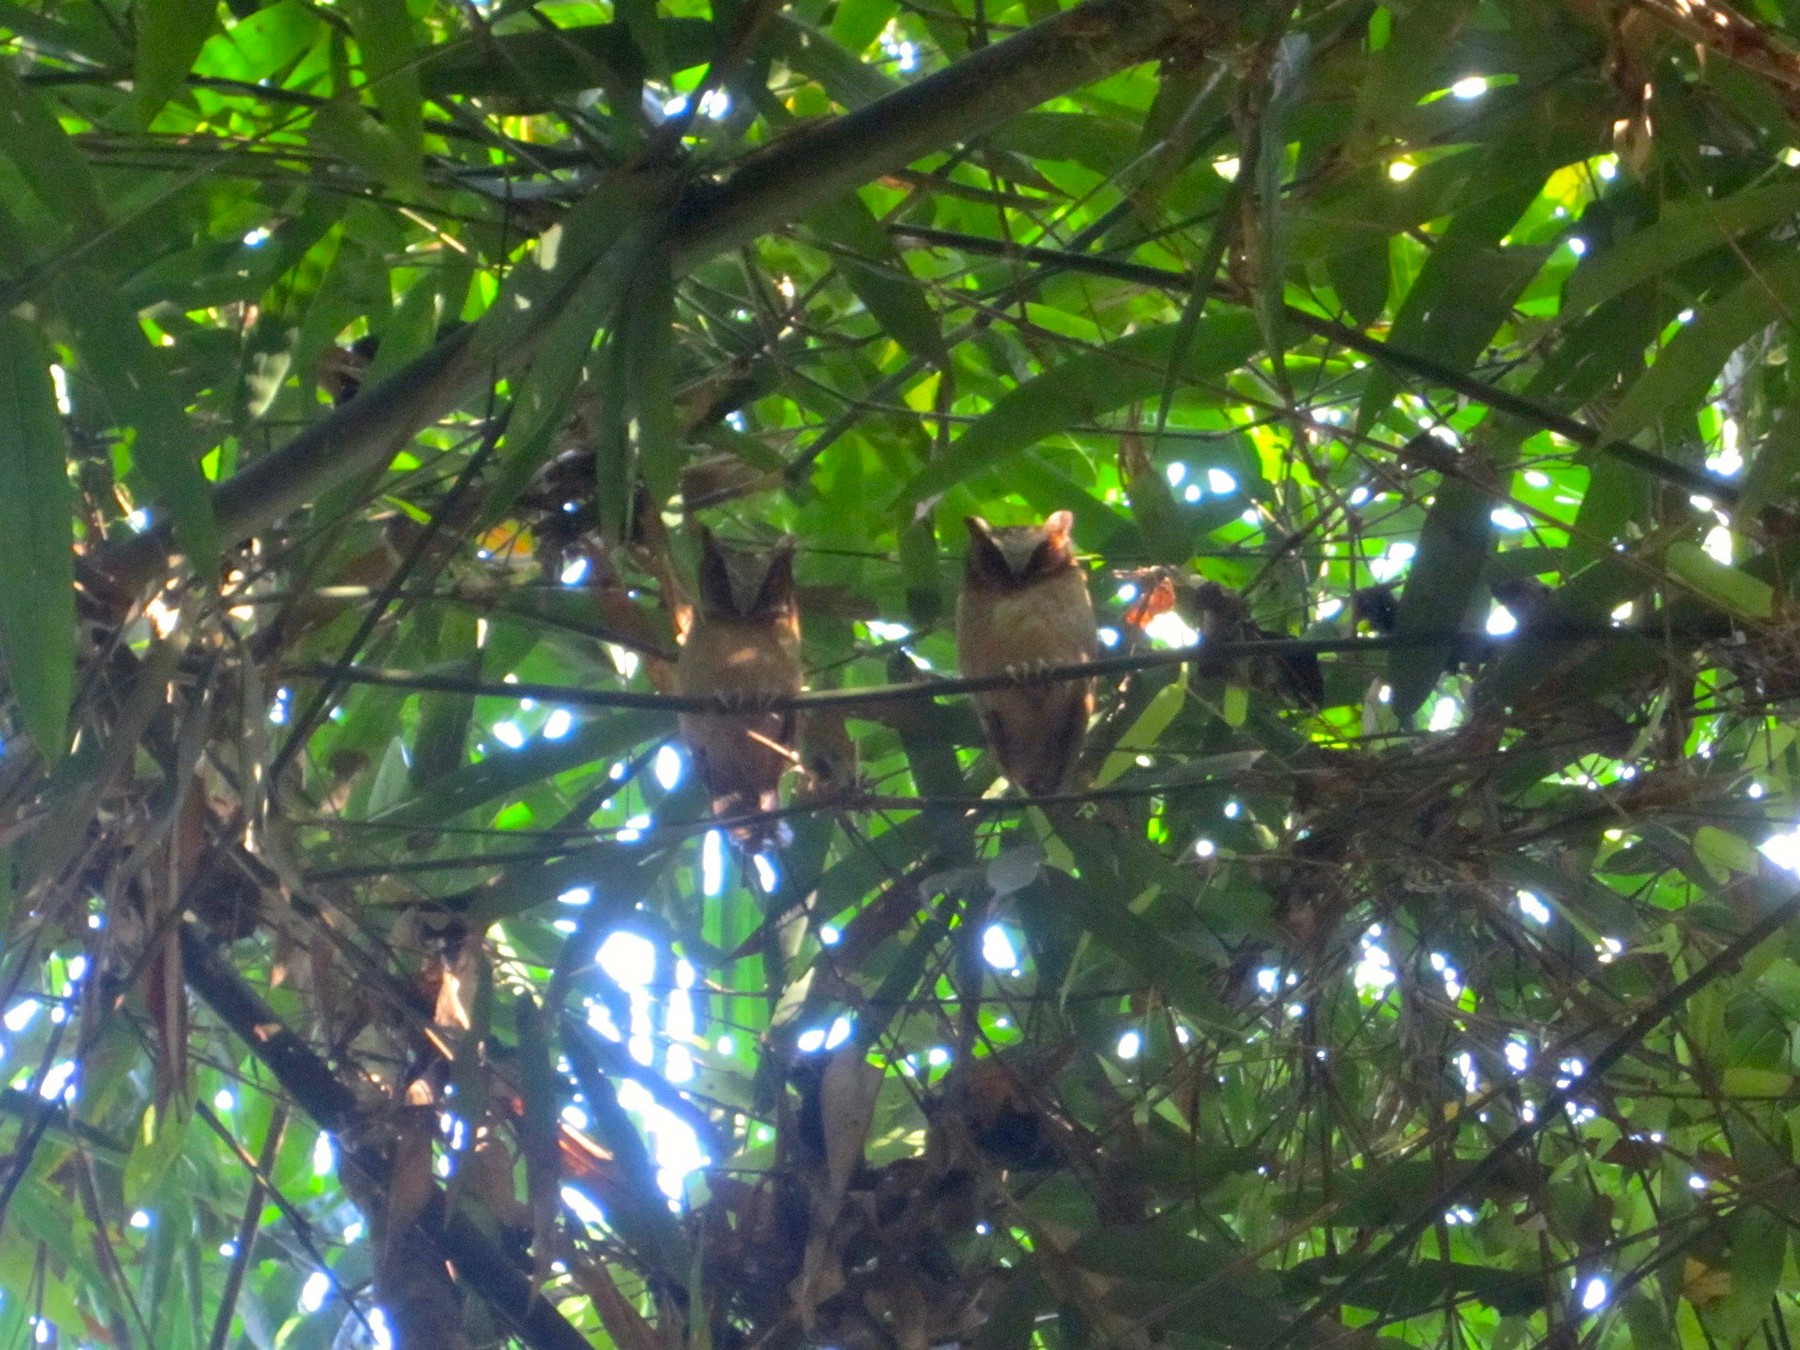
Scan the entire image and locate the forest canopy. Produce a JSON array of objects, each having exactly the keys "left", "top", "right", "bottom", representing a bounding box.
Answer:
[{"left": 3, "top": 0, "right": 1800, "bottom": 1346}]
